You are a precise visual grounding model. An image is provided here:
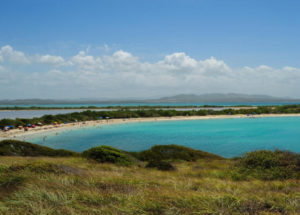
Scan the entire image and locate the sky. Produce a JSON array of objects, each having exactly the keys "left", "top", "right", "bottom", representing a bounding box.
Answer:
[{"left": 1, "top": 0, "right": 300, "bottom": 99}]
